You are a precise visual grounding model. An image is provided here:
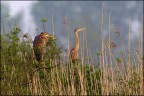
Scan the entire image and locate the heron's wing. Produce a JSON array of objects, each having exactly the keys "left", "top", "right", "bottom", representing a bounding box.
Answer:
[
  {"left": 33, "top": 35, "right": 43, "bottom": 61},
  {"left": 33, "top": 35, "right": 42, "bottom": 46},
  {"left": 70, "top": 48, "right": 78, "bottom": 60}
]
